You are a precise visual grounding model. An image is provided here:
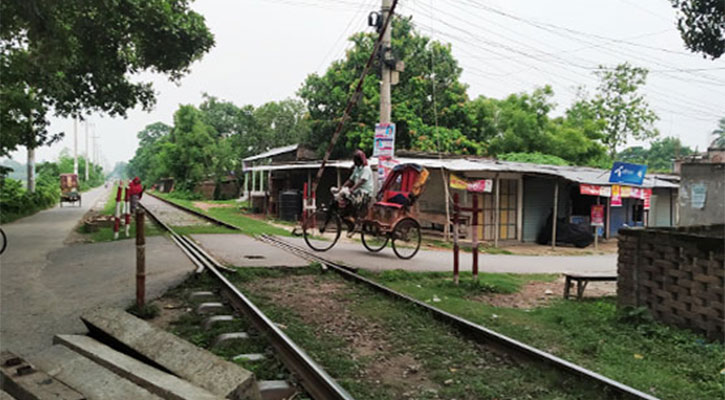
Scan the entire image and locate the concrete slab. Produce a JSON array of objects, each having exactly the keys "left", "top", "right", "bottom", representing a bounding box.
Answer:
[
  {"left": 203, "top": 315, "right": 236, "bottom": 330},
  {"left": 54, "top": 335, "right": 222, "bottom": 400},
  {"left": 81, "top": 307, "right": 260, "bottom": 400},
  {"left": 28, "top": 345, "right": 162, "bottom": 400},
  {"left": 1, "top": 351, "right": 84, "bottom": 400},
  {"left": 257, "top": 381, "right": 295, "bottom": 400},
  {"left": 281, "top": 237, "right": 617, "bottom": 275},
  {"left": 196, "top": 302, "right": 229, "bottom": 315},
  {"left": 190, "top": 234, "right": 308, "bottom": 268}
]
